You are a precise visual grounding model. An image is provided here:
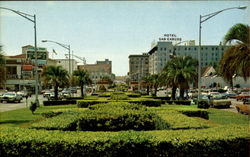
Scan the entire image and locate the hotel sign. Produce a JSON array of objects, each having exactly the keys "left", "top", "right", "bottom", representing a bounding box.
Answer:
[{"left": 159, "top": 34, "right": 182, "bottom": 41}]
